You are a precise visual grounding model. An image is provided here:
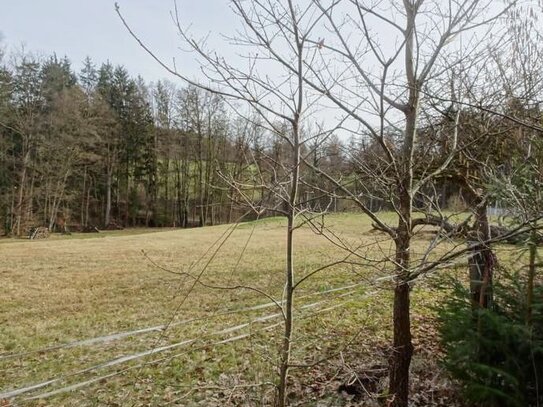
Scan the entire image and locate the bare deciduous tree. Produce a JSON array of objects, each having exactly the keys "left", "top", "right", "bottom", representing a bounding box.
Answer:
[
  {"left": 116, "top": 1, "right": 532, "bottom": 406},
  {"left": 116, "top": 1, "right": 339, "bottom": 405}
]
